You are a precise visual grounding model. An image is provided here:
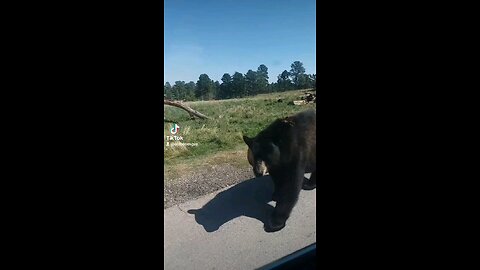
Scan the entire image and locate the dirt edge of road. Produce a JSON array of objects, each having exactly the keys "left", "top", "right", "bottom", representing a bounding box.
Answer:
[{"left": 164, "top": 164, "right": 253, "bottom": 209}]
